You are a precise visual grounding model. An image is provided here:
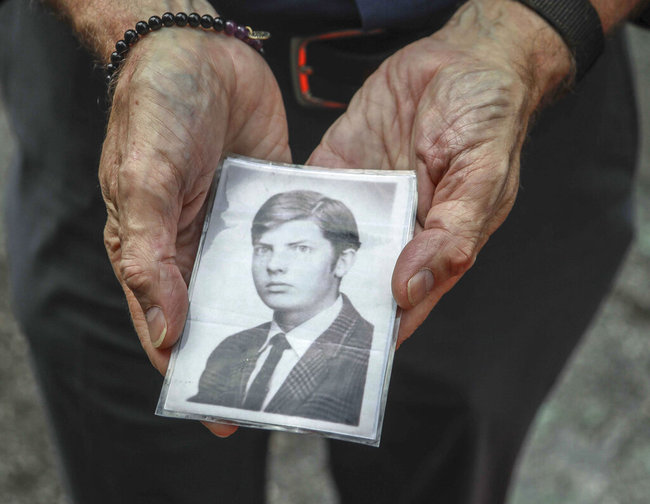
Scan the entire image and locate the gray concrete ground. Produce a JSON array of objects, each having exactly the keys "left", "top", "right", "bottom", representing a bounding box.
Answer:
[
  {"left": 507, "top": 26, "right": 650, "bottom": 504},
  {"left": 0, "top": 25, "right": 649, "bottom": 504}
]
